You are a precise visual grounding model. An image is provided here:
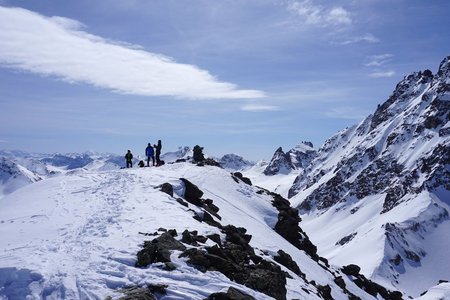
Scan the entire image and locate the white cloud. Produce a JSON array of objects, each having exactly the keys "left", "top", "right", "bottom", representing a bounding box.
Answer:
[
  {"left": 326, "top": 7, "right": 352, "bottom": 26},
  {"left": 368, "top": 70, "right": 396, "bottom": 78},
  {"left": 286, "top": 0, "right": 352, "bottom": 27},
  {"left": 335, "top": 33, "right": 380, "bottom": 45},
  {"left": 365, "top": 54, "right": 393, "bottom": 67},
  {"left": 240, "top": 104, "right": 281, "bottom": 112},
  {"left": 0, "top": 6, "right": 265, "bottom": 100}
]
